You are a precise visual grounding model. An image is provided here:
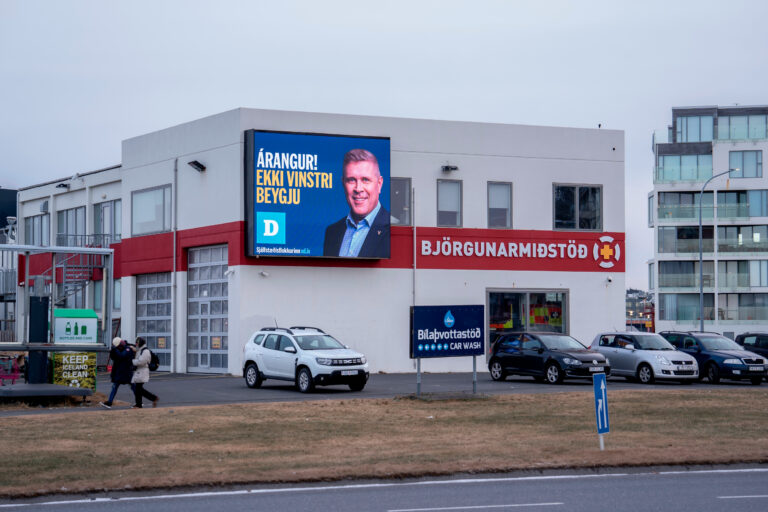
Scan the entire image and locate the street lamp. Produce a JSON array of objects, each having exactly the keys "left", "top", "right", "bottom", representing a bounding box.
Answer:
[{"left": 699, "top": 168, "right": 738, "bottom": 332}]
